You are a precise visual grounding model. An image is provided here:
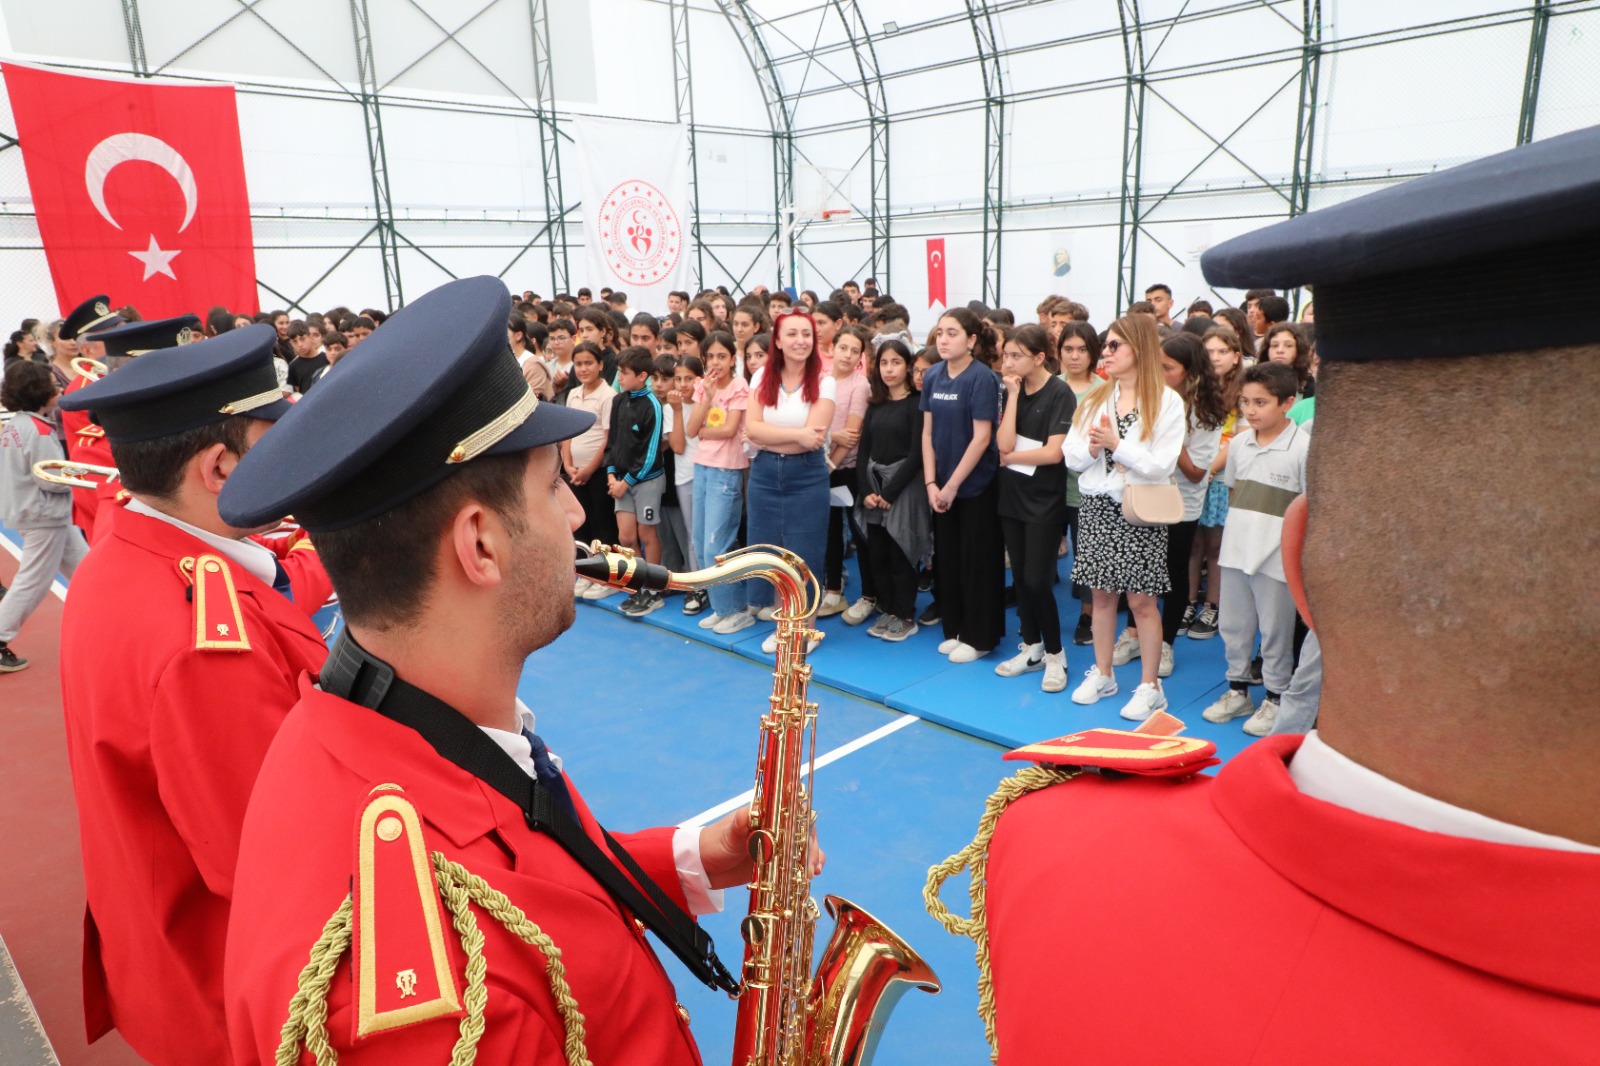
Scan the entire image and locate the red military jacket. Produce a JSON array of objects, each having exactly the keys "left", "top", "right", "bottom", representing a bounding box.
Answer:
[
  {"left": 61, "top": 372, "right": 109, "bottom": 533},
  {"left": 226, "top": 680, "right": 703, "bottom": 1066},
  {"left": 986, "top": 735, "right": 1600, "bottom": 1064},
  {"left": 58, "top": 505, "right": 329, "bottom": 1066}
]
